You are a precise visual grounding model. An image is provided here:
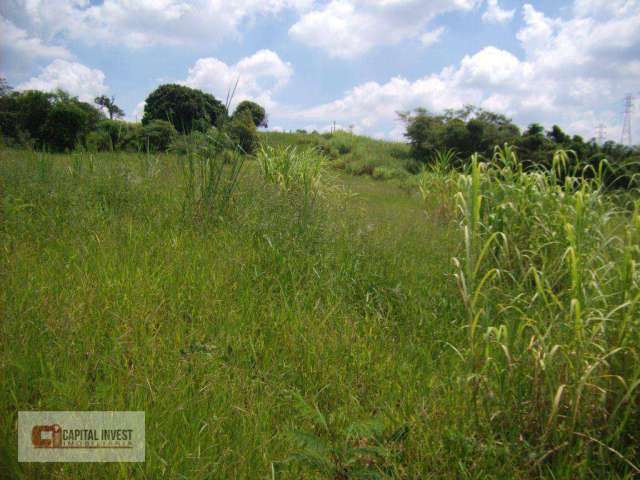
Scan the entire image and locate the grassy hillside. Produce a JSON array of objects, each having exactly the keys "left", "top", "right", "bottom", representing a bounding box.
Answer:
[
  {"left": 259, "top": 130, "right": 414, "bottom": 180},
  {"left": 1, "top": 143, "right": 639, "bottom": 478}
]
